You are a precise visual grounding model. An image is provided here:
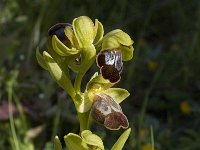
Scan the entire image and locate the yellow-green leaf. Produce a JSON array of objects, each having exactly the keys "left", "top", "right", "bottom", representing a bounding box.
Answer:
[
  {"left": 111, "top": 128, "right": 131, "bottom": 150},
  {"left": 54, "top": 136, "right": 62, "bottom": 150}
]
